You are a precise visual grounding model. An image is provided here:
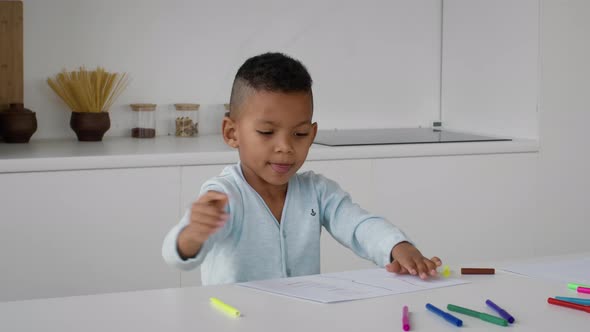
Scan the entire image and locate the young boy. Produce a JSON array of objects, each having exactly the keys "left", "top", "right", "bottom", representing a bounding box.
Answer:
[{"left": 162, "top": 52, "right": 441, "bottom": 285}]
